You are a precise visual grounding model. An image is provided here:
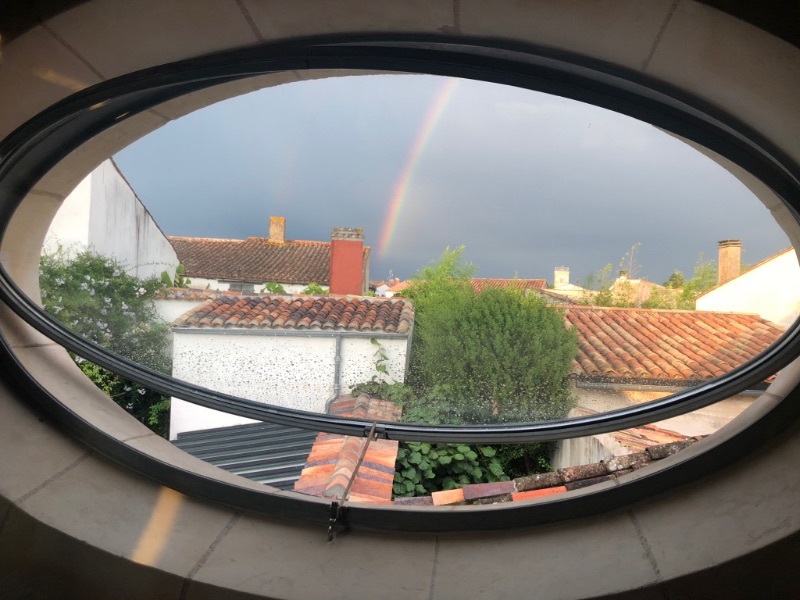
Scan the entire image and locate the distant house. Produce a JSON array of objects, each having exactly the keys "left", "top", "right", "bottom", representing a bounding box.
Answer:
[
  {"left": 696, "top": 241, "right": 800, "bottom": 328},
  {"left": 168, "top": 217, "right": 370, "bottom": 295},
  {"left": 554, "top": 305, "right": 785, "bottom": 467},
  {"left": 608, "top": 271, "right": 670, "bottom": 306},
  {"left": 168, "top": 294, "right": 414, "bottom": 439},
  {"left": 43, "top": 159, "right": 179, "bottom": 281},
  {"left": 549, "top": 266, "right": 590, "bottom": 301}
]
